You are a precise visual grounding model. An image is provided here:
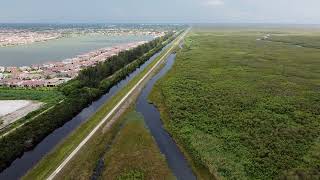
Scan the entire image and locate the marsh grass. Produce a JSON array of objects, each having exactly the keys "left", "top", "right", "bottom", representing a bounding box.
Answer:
[
  {"left": 150, "top": 28, "right": 320, "bottom": 179},
  {"left": 101, "top": 111, "right": 174, "bottom": 180}
]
